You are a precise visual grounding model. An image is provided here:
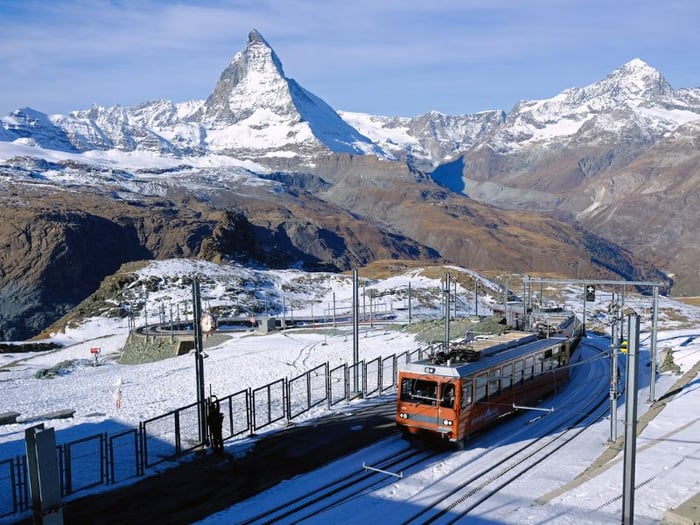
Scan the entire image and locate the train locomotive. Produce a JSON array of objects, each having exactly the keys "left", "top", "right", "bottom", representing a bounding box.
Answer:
[{"left": 396, "top": 316, "right": 582, "bottom": 448}]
